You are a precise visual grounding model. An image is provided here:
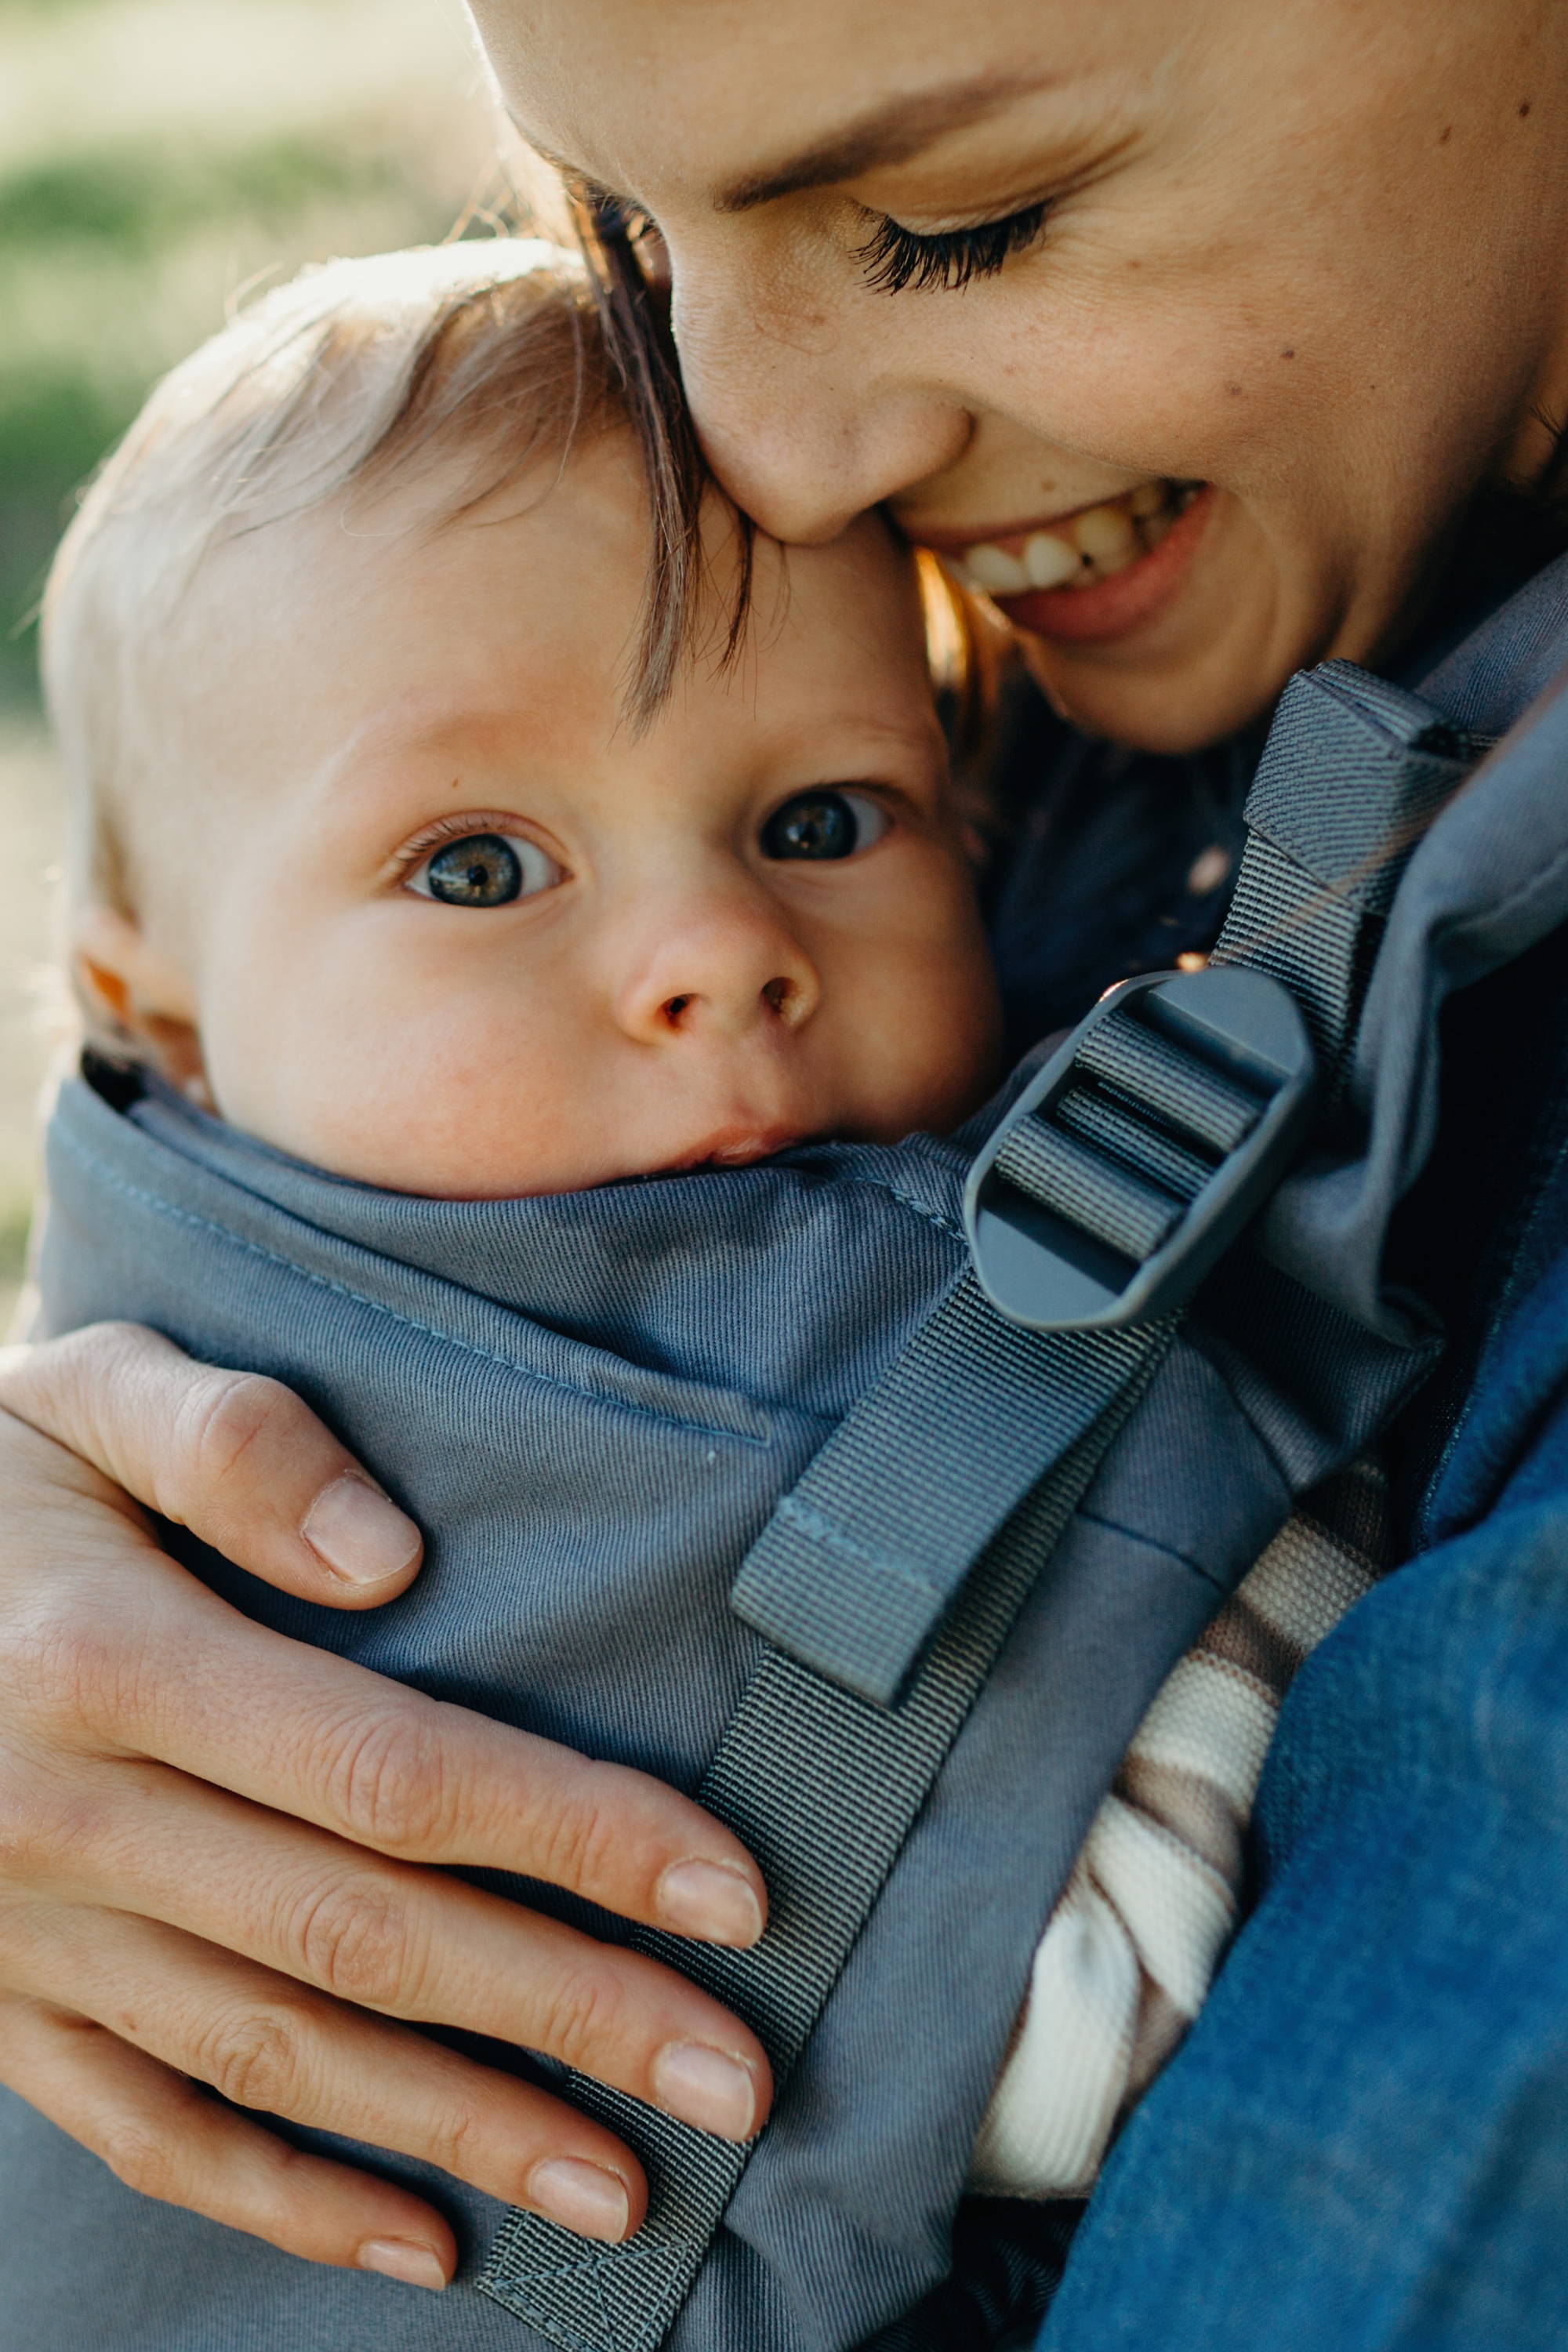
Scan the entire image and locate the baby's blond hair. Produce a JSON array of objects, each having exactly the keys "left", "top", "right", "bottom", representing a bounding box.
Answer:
[{"left": 42, "top": 238, "right": 620, "bottom": 920}]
